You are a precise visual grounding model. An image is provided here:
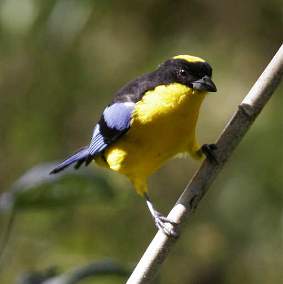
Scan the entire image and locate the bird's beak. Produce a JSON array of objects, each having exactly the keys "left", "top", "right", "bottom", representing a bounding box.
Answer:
[{"left": 192, "top": 75, "right": 217, "bottom": 92}]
